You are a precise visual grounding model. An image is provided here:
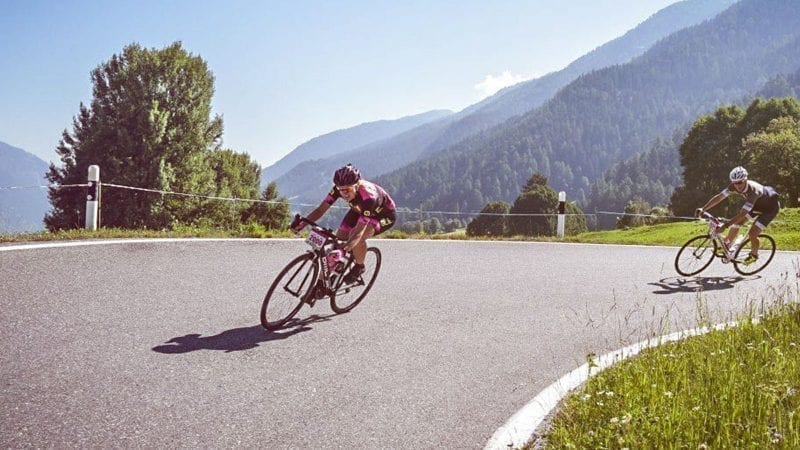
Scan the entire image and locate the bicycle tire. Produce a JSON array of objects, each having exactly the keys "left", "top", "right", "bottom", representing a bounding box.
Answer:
[
  {"left": 733, "top": 234, "right": 776, "bottom": 276},
  {"left": 675, "top": 235, "right": 717, "bottom": 276},
  {"left": 260, "top": 253, "right": 318, "bottom": 330},
  {"left": 330, "top": 247, "right": 382, "bottom": 314}
]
